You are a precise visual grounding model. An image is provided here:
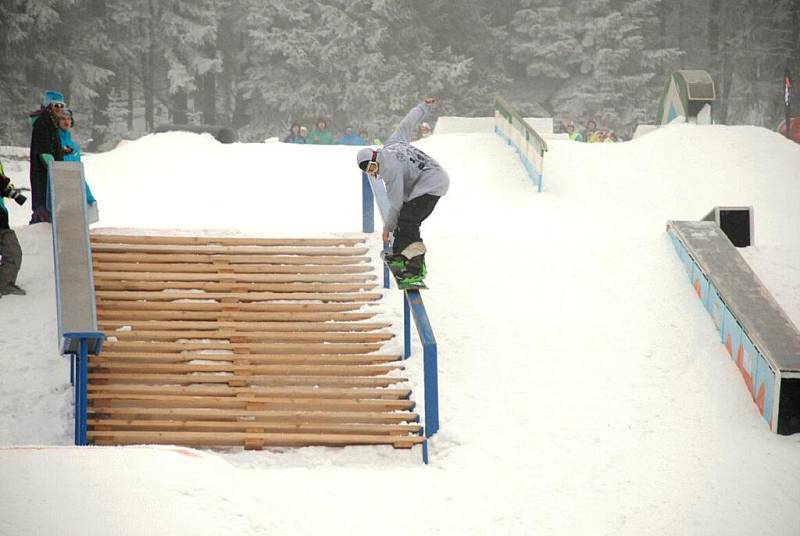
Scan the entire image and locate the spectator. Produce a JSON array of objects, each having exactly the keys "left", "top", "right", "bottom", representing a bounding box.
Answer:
[
  {"left": 338, "top": 126, "right": 366, "bottom": 146},
  {"left": 584, "top": 119, "right": 602, "bottom": 143},
  {"left": 358, "top": 128, "right": 370, "bottom": 144},
  {"left": 605, "top": 129, "right": 620, "bottom": 143},
  {"left": 564, "top": 121, "right": 584, "bottom": 142},
  {"left": 283, "top": 123, "right": 305, "bottom": 143},
  {"left": 29, "top": 90, "right": 66, "bottom": 223},
  {"left": 0, "top": 160, "right": 26, "bottom": 296},
  {"left": 373, "top": 127, "right": 388, "bottom": 145},
  {"left": 299, "top": 126, "right": 309, "bottom": 142},
  {"left": 308, "top": 118, "right": 334, "bottom": 145},
  {"left": 52, "top": 109, "right": 97, "bottom": 216}
]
